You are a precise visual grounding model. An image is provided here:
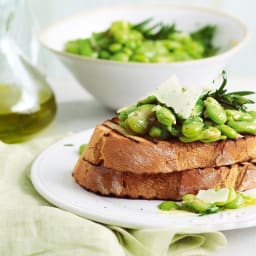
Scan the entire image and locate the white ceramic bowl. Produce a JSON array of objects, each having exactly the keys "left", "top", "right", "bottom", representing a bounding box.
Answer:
[{"left": 40, "top": 3, "right": 249, "bottom": 110}]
